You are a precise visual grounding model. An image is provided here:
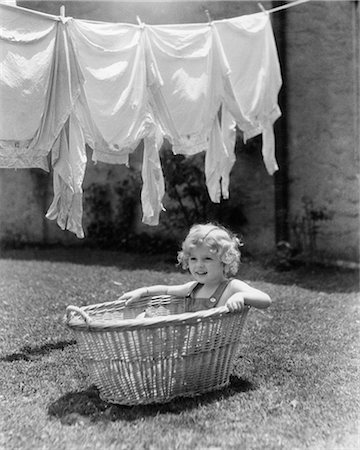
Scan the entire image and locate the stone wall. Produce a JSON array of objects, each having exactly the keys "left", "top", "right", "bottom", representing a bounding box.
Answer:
[{"left": 286, "top": 1, "right": 359, "bottom": 263}]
